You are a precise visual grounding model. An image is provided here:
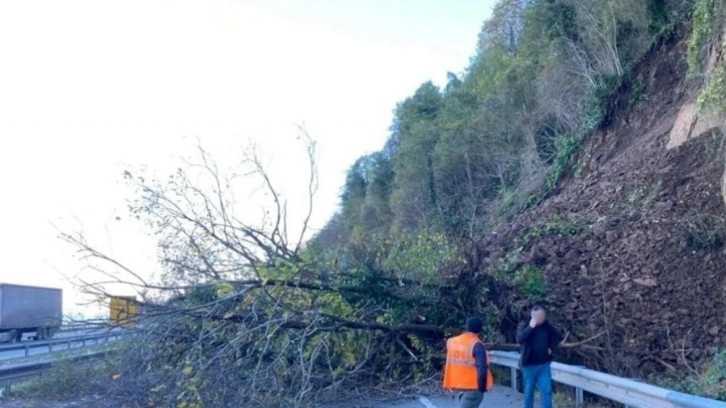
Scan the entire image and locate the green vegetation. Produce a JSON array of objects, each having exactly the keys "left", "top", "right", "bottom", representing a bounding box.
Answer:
[
  {"left": 514, "top": 265, "right": 548, "bottom": 298},
  {"left": 518, "top": 215, "right": 581, "bottom": 247},
  {"left": 686, "top": 0, "right": 725, "bottom": 113},
  {"left": 697, "top": 64, "right": 726, "bottom": 113},
  {"left": 489, "top": 246, "right": 524, "bottom": 279},
  {"left": 383, "top": 231, "right": 460, "bottom": 284},
  {"left": 653, "top": 349, "right": 726, "bottom": 400},
  {"left": 624, "top": 181, "right": 662, "bottom": 208},
  {"left": 531, "top": 132, "right": 585, "bottom": 207},
  {"left": 319, "top": 0, "right": 679, "bottom": 260},
  {"left": 630, "top": 78, "right": 647, "bottom": 104},
  {"left": 683, "top": 213, "right": 726, "bottom": 250},
  {"left": 687, "top": 0, "right": 725, "bottom": 76},
  {"left": 7, "top": 354, "right": 117, "bottom": 401},
  {"left": 703, "top": 127, "right": 726, "bottom": 157}
]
